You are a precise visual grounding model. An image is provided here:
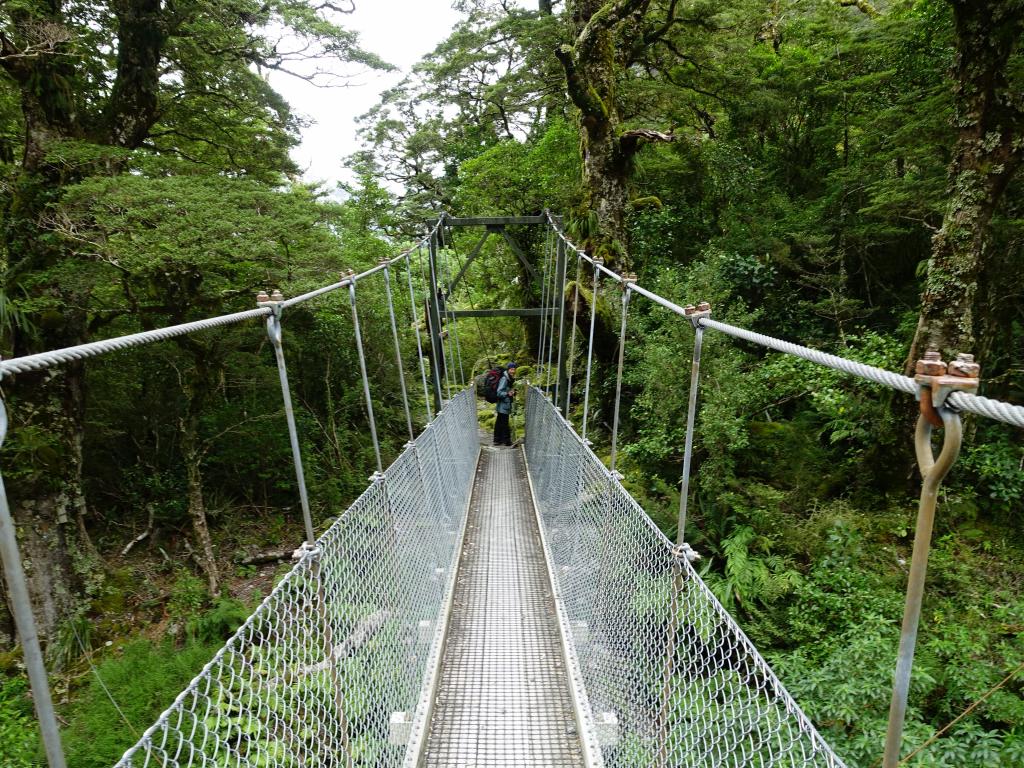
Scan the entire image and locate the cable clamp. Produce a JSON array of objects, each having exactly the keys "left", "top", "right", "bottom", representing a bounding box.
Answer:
[
  {"left": 608, "top": 469, "right": 624, "bottom": 482},
  {"left": 683, "top": 301, "right": 711, "bottom": 330},
  {"left": 292, "top": 542, "right": 321, "bottom": 561},
  {"left": 369, "top": 471, "right": 385, "bottom": 484},
  {"left": 914, "top": 350, "right": 980, "bottom": 427},
  {"left": 670, "top": 543, "right": 701, "bottom": 564},
  {"left": 256, "top": 289, "right": 285, "bottom": 317}
]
